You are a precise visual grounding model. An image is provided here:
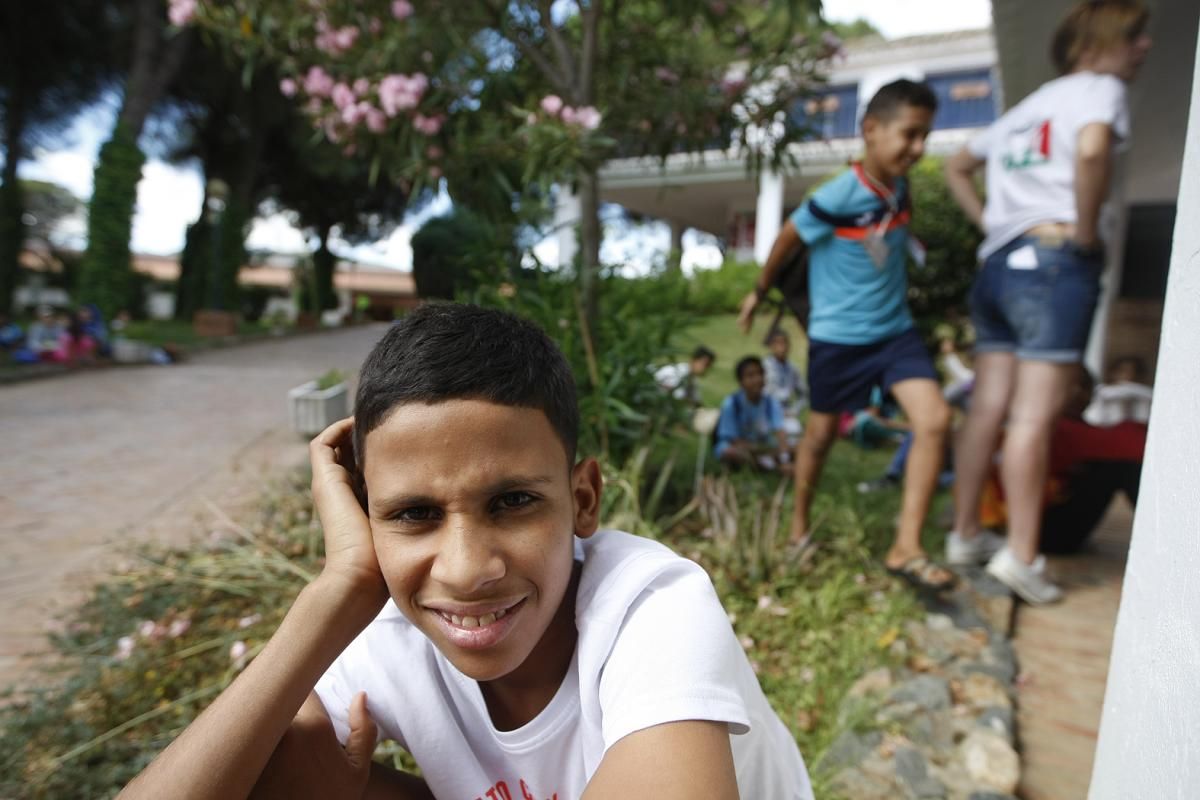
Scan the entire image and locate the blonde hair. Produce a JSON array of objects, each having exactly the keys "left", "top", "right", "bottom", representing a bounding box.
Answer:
[{"left": 1051, "top": 0, "right": 1150, "bottom": 74}]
